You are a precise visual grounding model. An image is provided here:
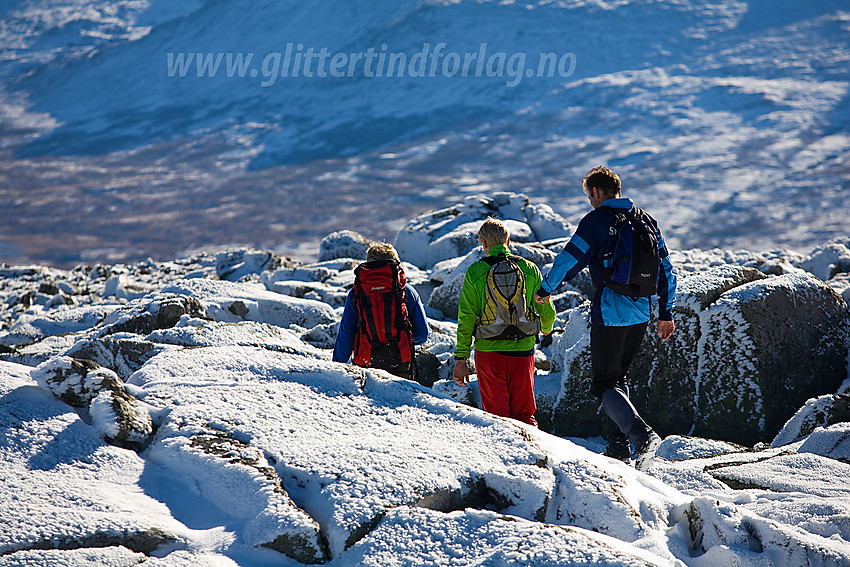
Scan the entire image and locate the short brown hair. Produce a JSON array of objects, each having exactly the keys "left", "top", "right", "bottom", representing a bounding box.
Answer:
[
  {"left": 582, "top": 166, "right": 621, "bottom": 197},
  {"left": 478, "top": 218, "right": 509, "bottom": 246},
  {"left": 366, "top": 242, "right": 400, "bottom": 263}
]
